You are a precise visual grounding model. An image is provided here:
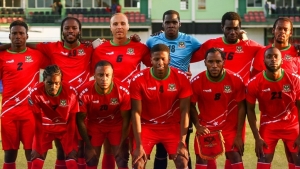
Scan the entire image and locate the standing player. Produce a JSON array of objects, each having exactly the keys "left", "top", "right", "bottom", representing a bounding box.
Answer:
[
  {"left": 130, "top": 44, "right": 192, "bottom": 169},
  {"left": 77, "top": 60, "right": 131, "bottom": 169},
  {"left": 92, "top": 13, "right": 151, "bottom": 169},
  {"left": 29, "top": 65, "right": 79, "bottom": 169},
  {"left": 246, "top": 47, "right": 300, "bottom": 169},
  {"left": 251, "top": 17, "right": 300, "bottom": 169},
  {"left": 191, "top": 12, "right": 263, "bottom": 169},
  {"left": 190, "top": 48, "right": 245, "bottom": 169},
  {"left": 146, "top": 10, "right": 201, "bottom": 169},
  {"left": 0, "top": 20, "right": 49, "bottom": 169}
]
